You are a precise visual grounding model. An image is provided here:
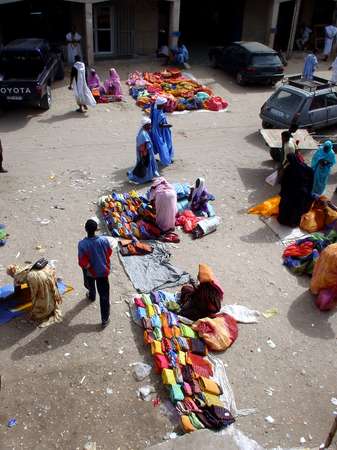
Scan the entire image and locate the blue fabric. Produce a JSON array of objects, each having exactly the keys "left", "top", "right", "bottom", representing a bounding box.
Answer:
[
  {"left": 174, "top": 45, "right": 189, "bottom": 64},
  {"left": 173, "top": 183, "right": 190, "bottom": 199},
  {"left": 311, "top": 141, "right": 336, "bottom": 195},
  {"left": 128, "top": 129, "right": 158, "bottom": 184},
  {"left": 78, "top": 236, "right": 112, "bottom": 278},
  {"left": 150, "top": 105, "right": 174, "bottom": 166},
  {"left": 303, "top": 53, "right": 318, "bottom": 80}
]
